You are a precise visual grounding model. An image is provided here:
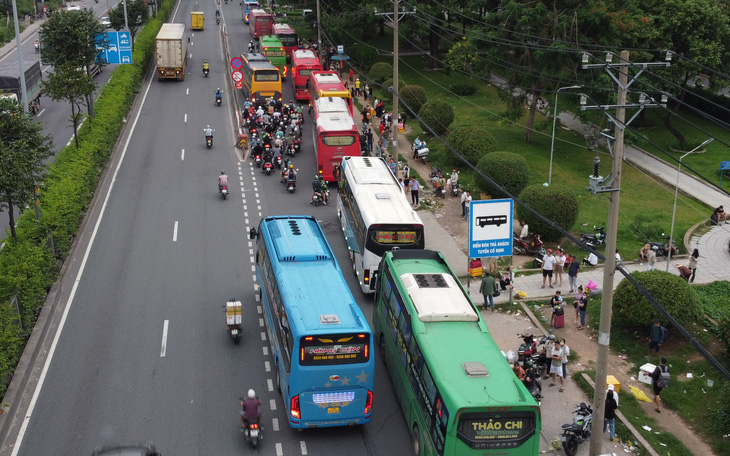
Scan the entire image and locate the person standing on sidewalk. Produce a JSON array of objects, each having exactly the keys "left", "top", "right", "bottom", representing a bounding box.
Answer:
[
  {"left": 577, "top": 291, "right": 588, "bottom": 329},
  {"left": 402, "top": 163, "right": 410, "bottom": 181},
  {"left": 647, "top": 247, "right": 657, "bottom": 270},
  {"left": 651, "top": 357, "right": 669, "bottom": 413},
  {"left": 604, "top": 384, "right": 619, "bottom": 441},
  {"left": 554, "top": 248, "right": 566, "bottom": 287},
  {"left": 560, "top": 338, "right": 570, "bottom": 379},
  {"left": 460, "top": 190, "right": 467, "bottom": 217},
  {"left": 541, "top": 249, "right": 555, "bottom": 288},
  {"left": 572, "top": 285, "right": 583, "bottom": 324},
  {"left": 647, "top": 319, "right": 668, "bottom": 354},
  {"left": 410, "top": 178, "right": 420, "bottom": 206},
  {"left": 463, "top": 192, "right": 472, "bottom": 220},
  {"left": 548, "top": 342, "right": 565, "bottom": 392},
  {"left": 688, "top": 248, "right": 699, "bottom": 283},
  {"left": 567, "top": 256, "right": 580, "bottom": 293},
  {"left": 479, "top": 272, "right": 498, "bottom": 311}
]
